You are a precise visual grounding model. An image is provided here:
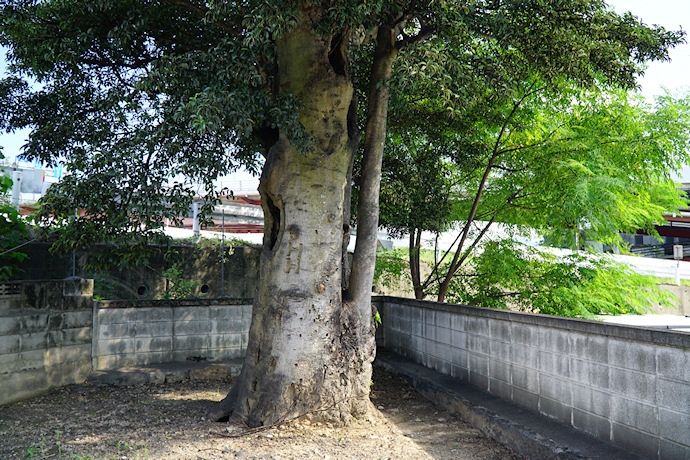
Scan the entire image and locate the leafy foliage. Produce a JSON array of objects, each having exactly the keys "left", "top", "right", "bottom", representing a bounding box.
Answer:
[
  {"left": 378, "top": 83, "right": 690, "bottom": 304},
  {"left": 0, "top": 161, "right": 28, "bottom": 281},
  {"left": 372, "top": 247, "right": 408, "bottom": 293},
  {"left": 377, "top": 127, "right": 461, "bottom": 238},
  {"left": 455, "top": 87, "right": 690, "bottom": 251},
  {"left": 445, "top": 240, "right": 676, "bottom": 319},
  {"left": 1, "top": 0, "right": 283, "bottom": 255},
  {"left": 0, "top": 0, "right": 683, "bottom": 257},
  {"left": 160, "top": 263, "right": 202, "bottom": 300}
]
